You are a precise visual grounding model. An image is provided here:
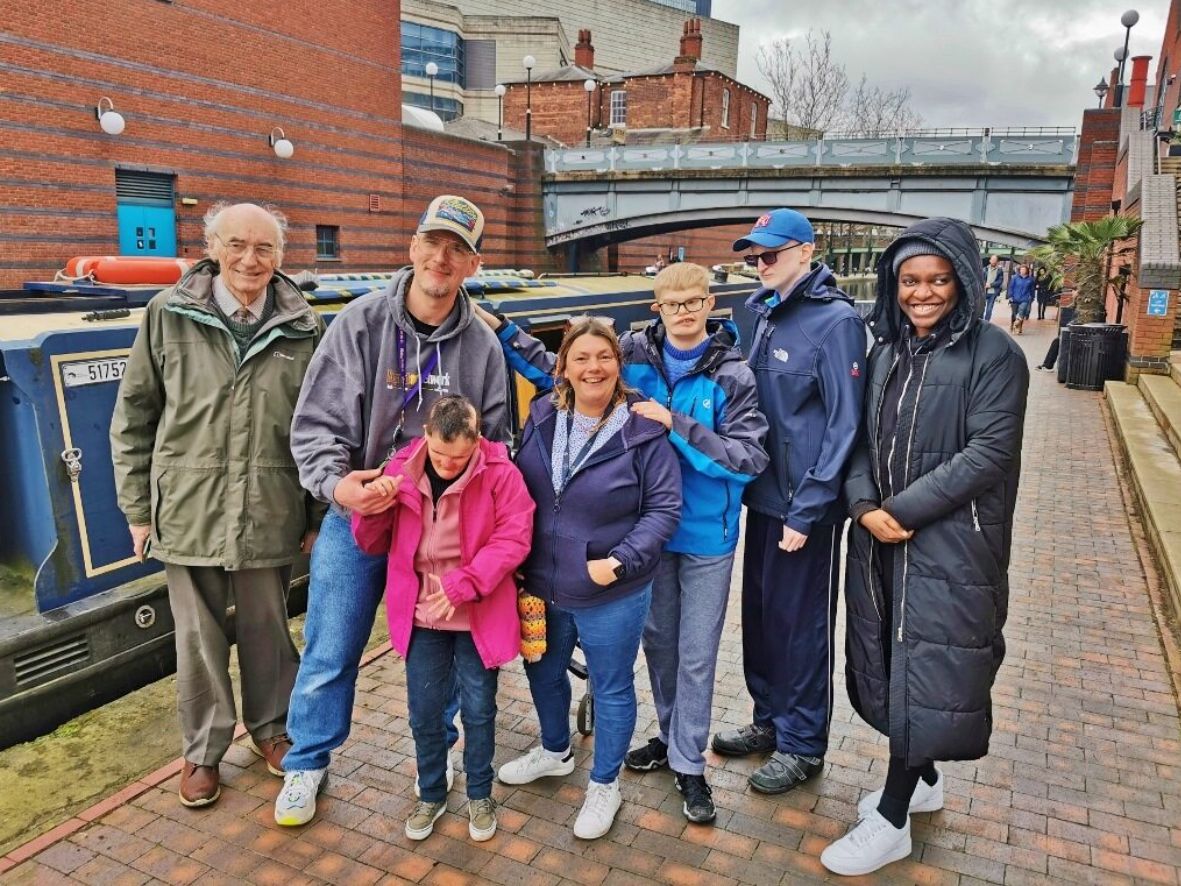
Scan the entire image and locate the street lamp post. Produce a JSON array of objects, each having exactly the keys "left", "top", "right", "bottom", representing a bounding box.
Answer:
[
  {"left": 425, "top": 61, "right": 439, "bottom": 117},
  {"left": 494, "top": 84, "right": 506, "bottom": 140},
  {"left": 583, "top": 79, "right": 596, "bottom": 147},
  {"left": 1094, "top": 76, "right": 1110, "bottom": 108},
  {"left": 1115, "top": 9, "right": 1139, "bottom": 106},
  {"left": 523, "top": 54, "right": 535, "bottom": 141}
]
